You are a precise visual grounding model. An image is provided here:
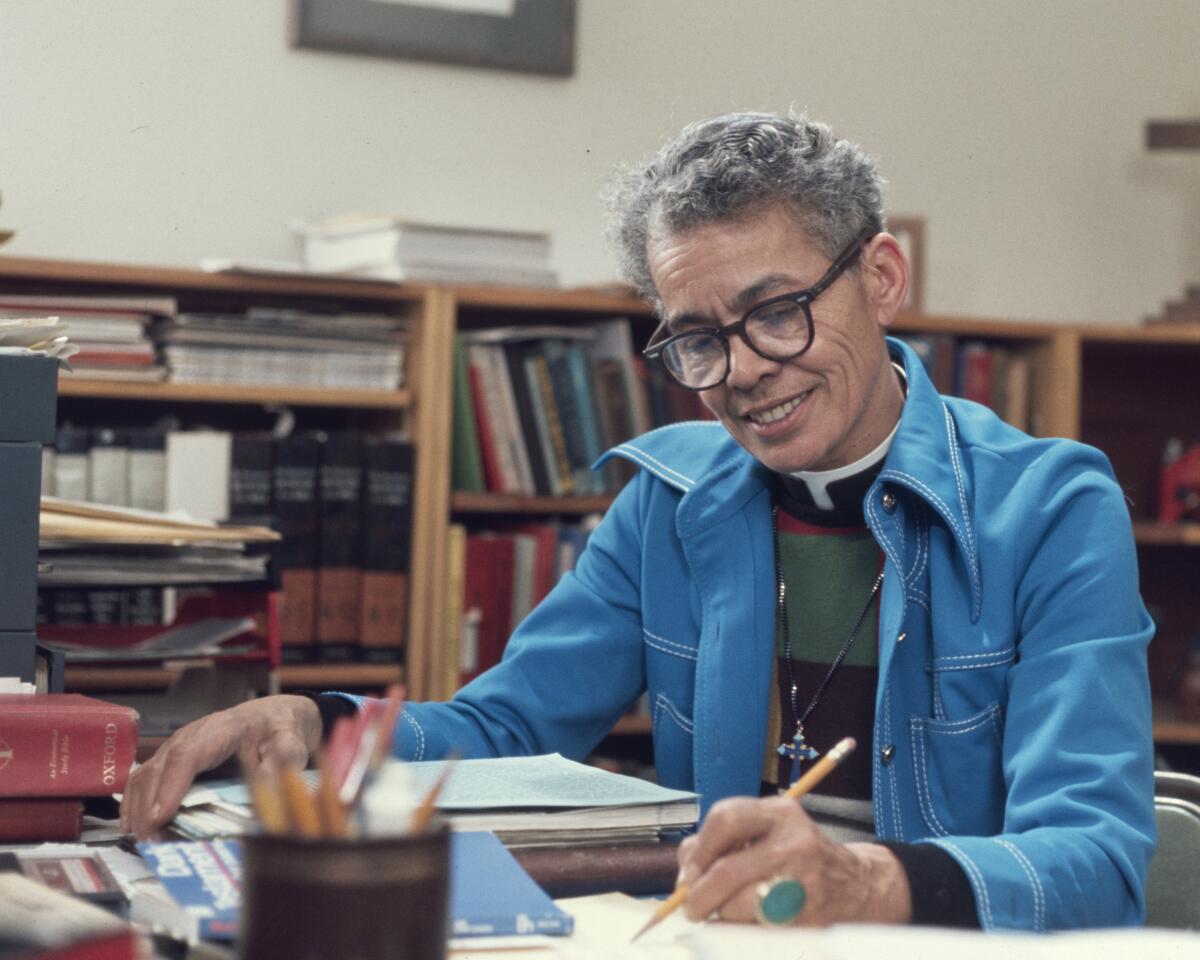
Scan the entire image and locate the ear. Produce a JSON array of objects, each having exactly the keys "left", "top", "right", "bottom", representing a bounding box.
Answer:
[{"left": 860, "top": 232, "right": 909, "bottom": 330}]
